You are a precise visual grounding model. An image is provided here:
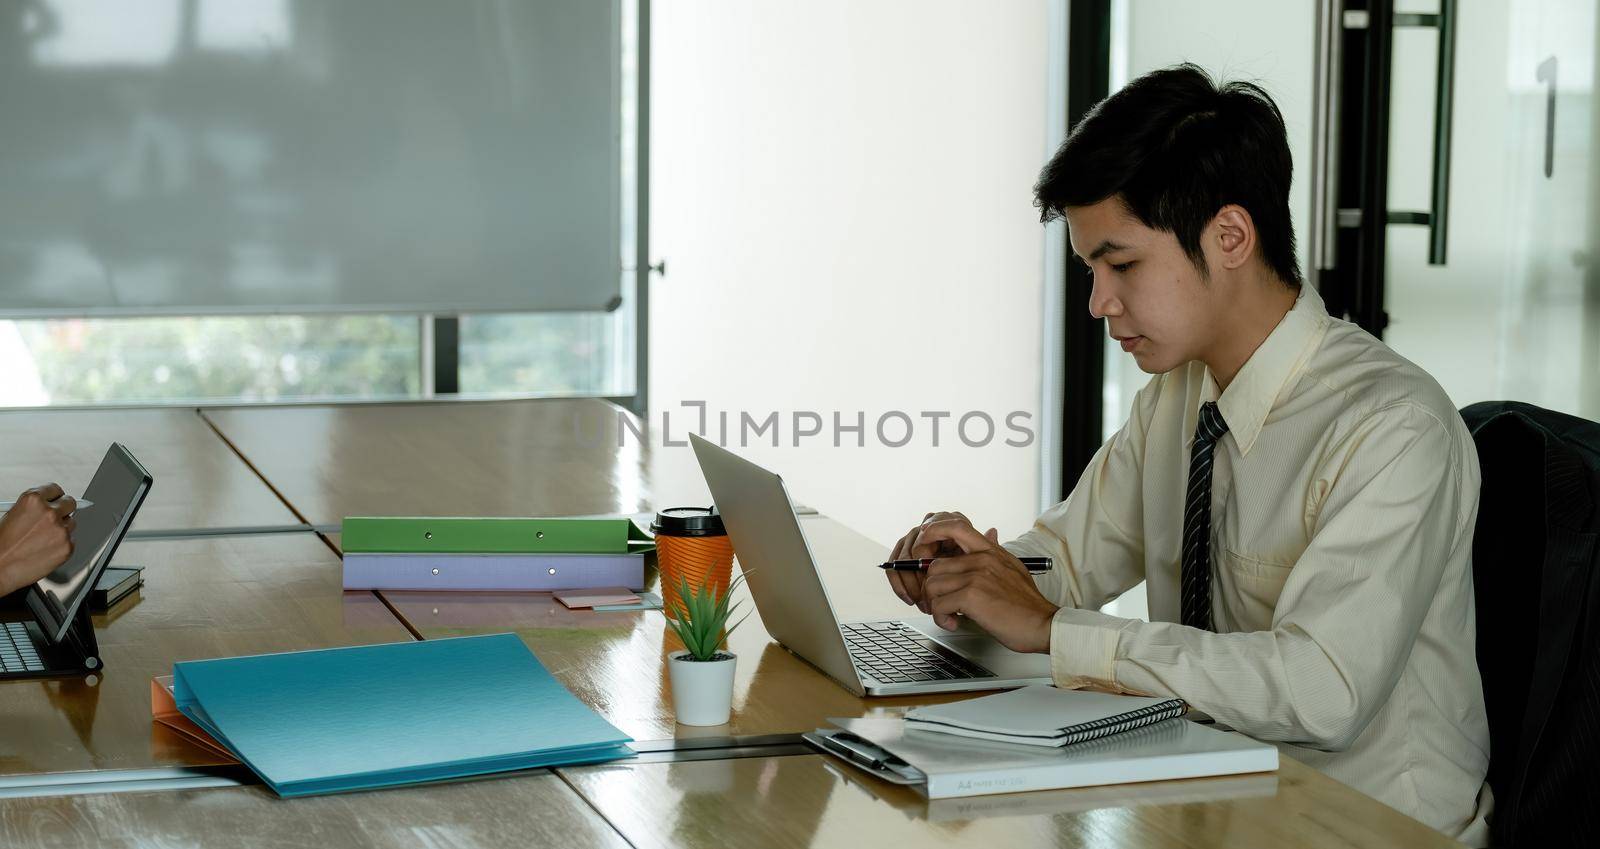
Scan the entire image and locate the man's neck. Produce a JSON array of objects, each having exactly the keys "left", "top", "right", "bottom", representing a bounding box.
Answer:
[{"left": 1203, "top": 274, "right": 1299, "bottom": 393}]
